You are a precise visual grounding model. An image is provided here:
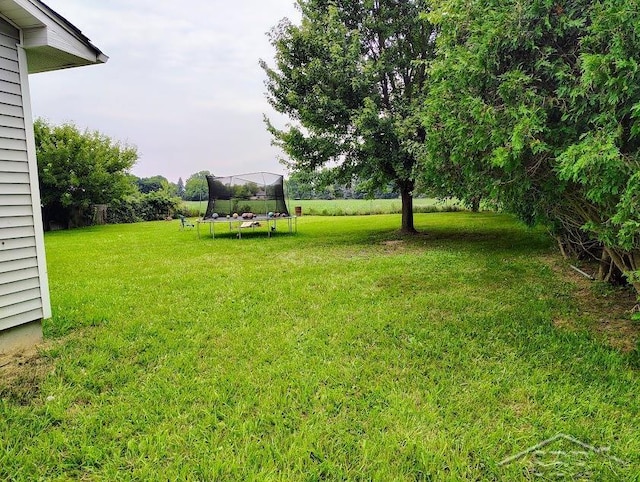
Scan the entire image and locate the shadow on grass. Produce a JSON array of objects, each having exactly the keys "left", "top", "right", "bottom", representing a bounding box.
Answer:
[
  {"left": 185, "top": 212, "right": 548, "bottom": 255},
  {"left": 307, "top": 213, "right": 555, "bottom": 256}
]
